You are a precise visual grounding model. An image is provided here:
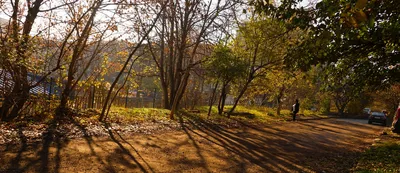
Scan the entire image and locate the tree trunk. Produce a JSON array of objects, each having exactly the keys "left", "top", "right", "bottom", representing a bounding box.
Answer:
[
  {"left": 217, "top": 93, "right": 223, "bottom": 115},
  {"left": 335, "top": 100, "right": 348, "bottom": 116},
  {"left": 169, "top": 72, "right": 190, "bottom": 119},
  {"left": 218, "top": 83, "right": 227, "bottom": 115},
  {"left": 277, "top": 98, "right": 281, "bottom": 116},
  {"left": 276, "top": 86, "right": 285, "bottom": 116},
  {"left": 57, "top": 84, "right": 72, "bottom": 117},
  {"left": 0, "top": 78, "right": 29, "bottom": 121},
  {"left": 208, "top": 82, "right": 219, "bottom": 117},
  {"left": 228, "top": 79, "right": 251, "bottom": 118},
  {"left": 0, "top": 0, "right": 43, "bottom": 121},
  {"left": 162, "top": 83, "right": 170, "bottom": 109},
  {"left": 338, "top": 106, "right": 345, "bottom": 116},
  {"left": 159, "top": 6, "right": 169, "bottom": 109},
  {"left": 168, "top": 0, "right": 176, "bottom": 109},
  {"left": 260, "top": 94, "right": 267, "bottom": 106},
  {"left": 57, "top": 0, "right": 103, "bottom": 118}
]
